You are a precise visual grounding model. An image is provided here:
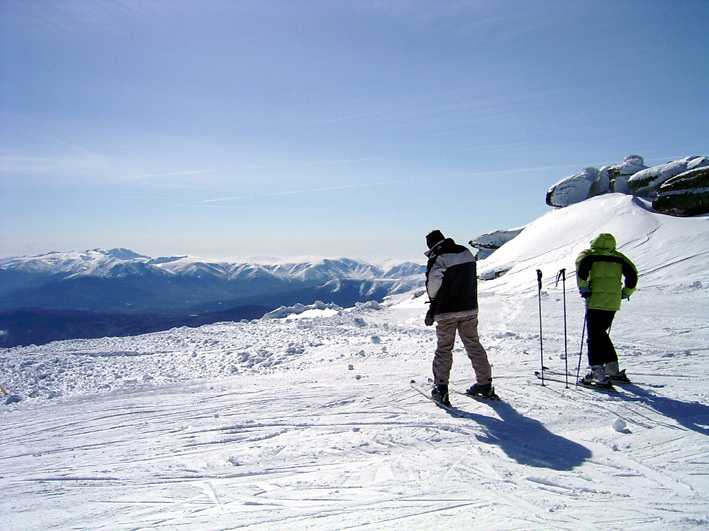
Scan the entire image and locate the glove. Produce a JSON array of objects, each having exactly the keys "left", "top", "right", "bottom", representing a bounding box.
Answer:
[
  {"left": 622, "top": 292, "right": 630, "bottom": 300},
  {"left": 425, "top": 299, "right": 436, "bottom": 326},
  {"left": 425, "top": 307, "right": 435, "bottom": 326},
  {"left": 579, "top": 287, "right": 591, "bottom": 299}
]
